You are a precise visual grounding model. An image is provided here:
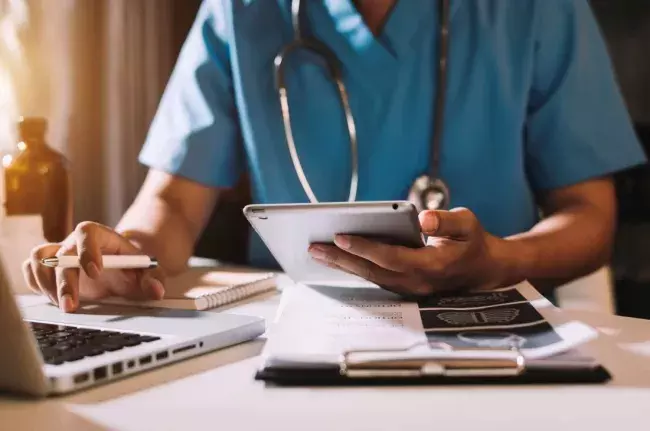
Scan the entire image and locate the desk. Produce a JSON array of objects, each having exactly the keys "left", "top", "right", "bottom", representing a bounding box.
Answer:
[{"left": 2, "top": 276, "right": 650, "bottom": 431}]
